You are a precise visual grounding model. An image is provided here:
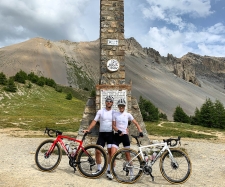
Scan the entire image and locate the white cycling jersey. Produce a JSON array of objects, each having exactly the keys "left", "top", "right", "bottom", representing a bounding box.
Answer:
[
  {"left": 112, "top": 111, "right": 134, "bottom": 134},
  {"left": 94, "top": 108, "right": 115, "bottom": 132}
]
